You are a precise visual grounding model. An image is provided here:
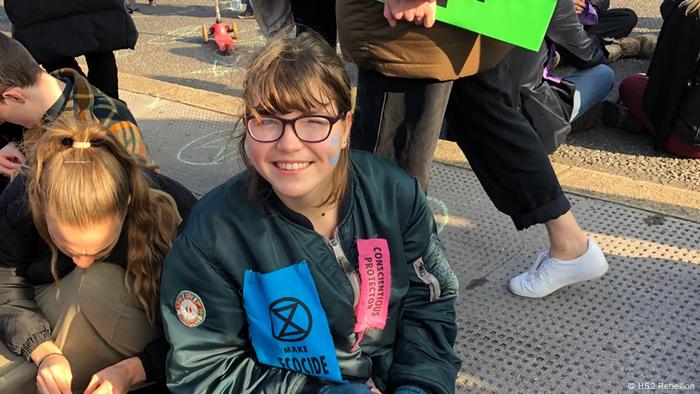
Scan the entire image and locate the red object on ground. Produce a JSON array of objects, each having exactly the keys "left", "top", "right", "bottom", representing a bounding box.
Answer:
[{"left": 209, "top": 22, "right": 235, "bottom": 53}]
